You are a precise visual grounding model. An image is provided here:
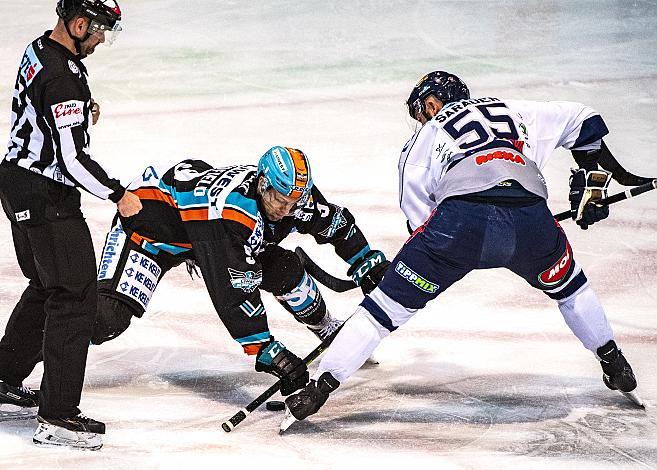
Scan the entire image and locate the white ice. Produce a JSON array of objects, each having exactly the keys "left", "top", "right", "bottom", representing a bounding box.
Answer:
[{"left": 0, "top": 1, "right": 656, "bottom": 468}]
